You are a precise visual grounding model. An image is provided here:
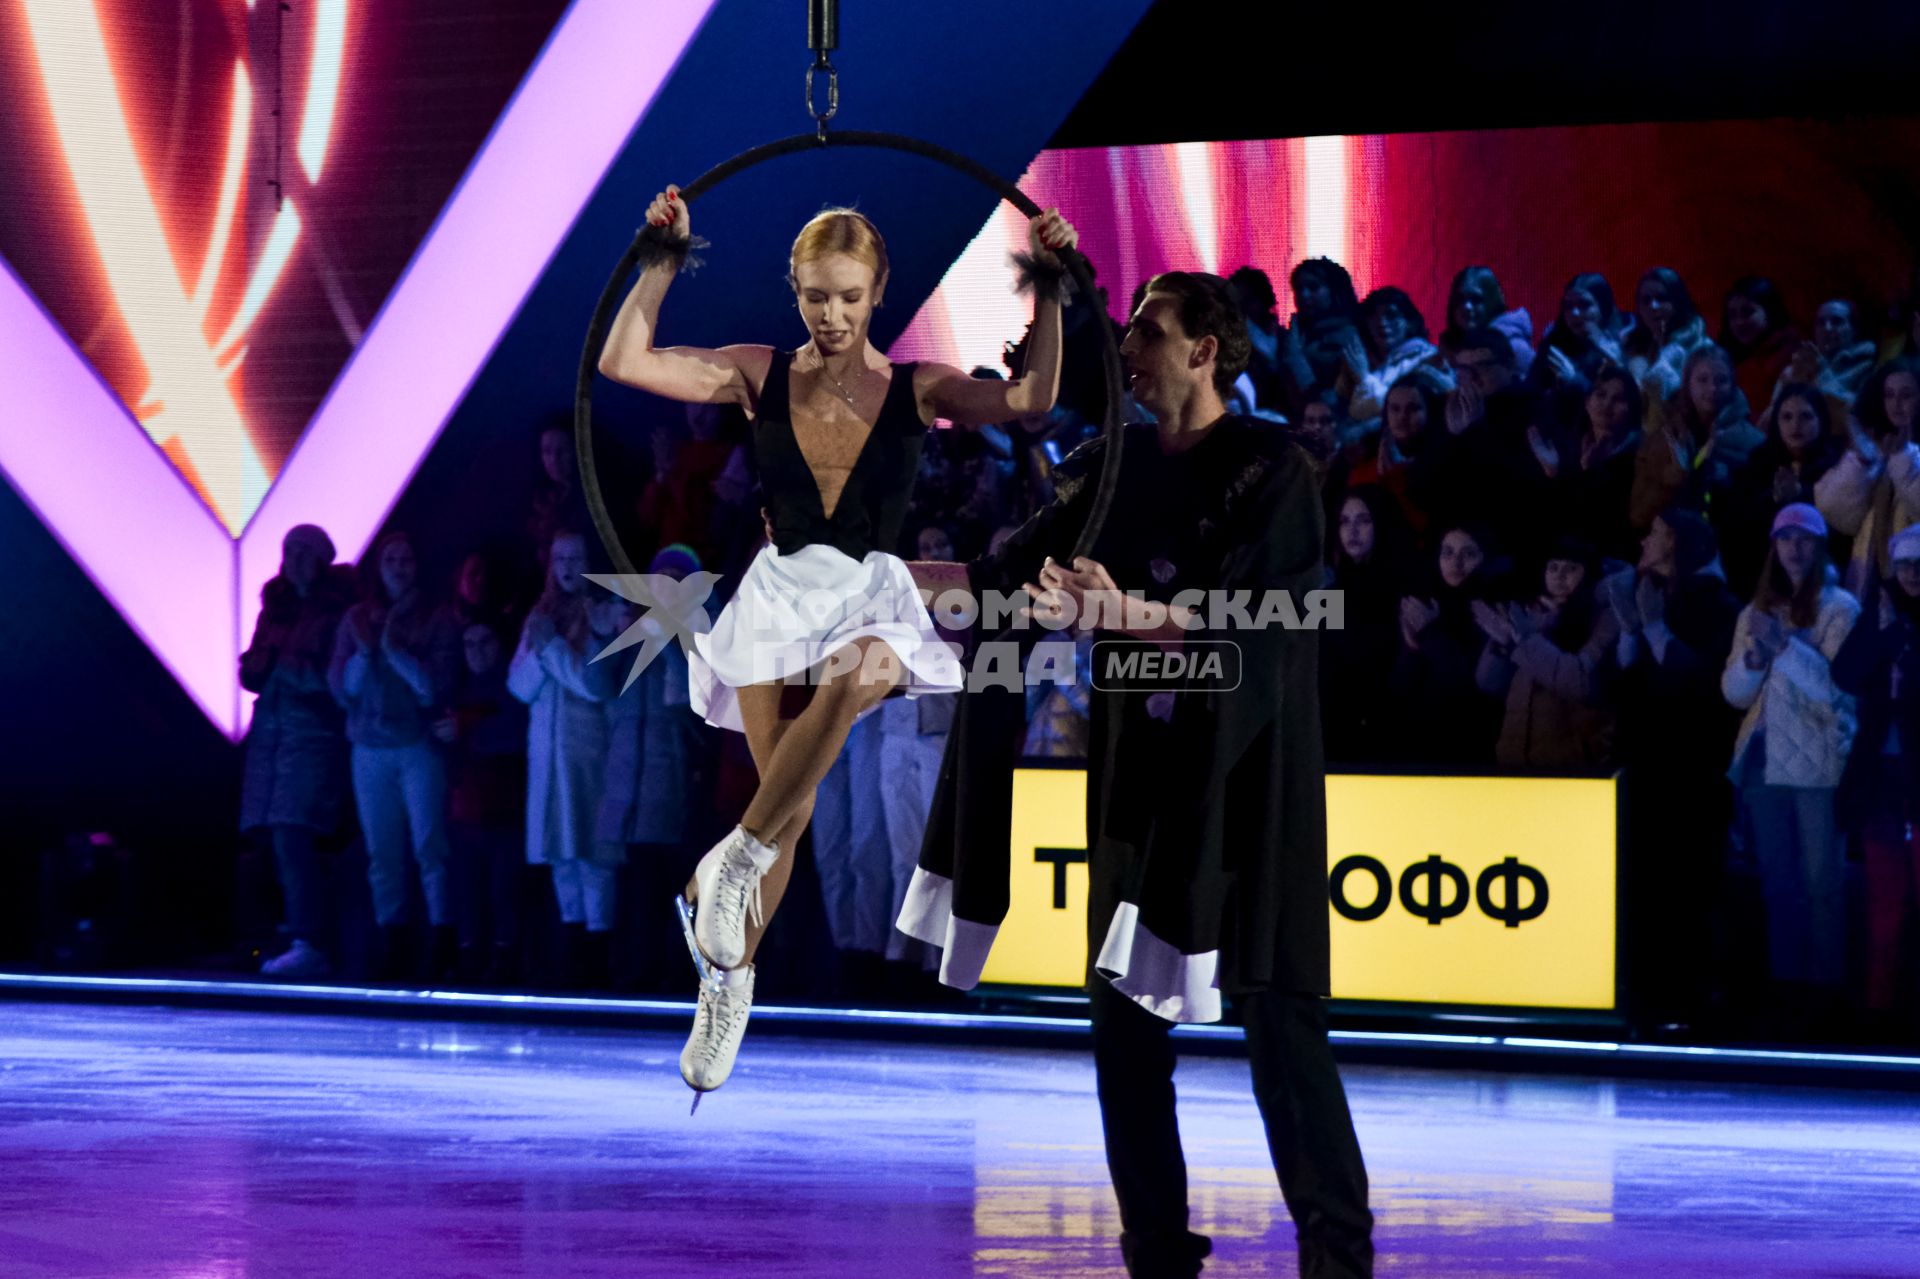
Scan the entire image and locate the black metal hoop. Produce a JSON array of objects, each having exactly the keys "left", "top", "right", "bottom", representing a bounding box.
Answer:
[{"left": 574, "top": 129, "right": 1126, "bottom": 581}]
